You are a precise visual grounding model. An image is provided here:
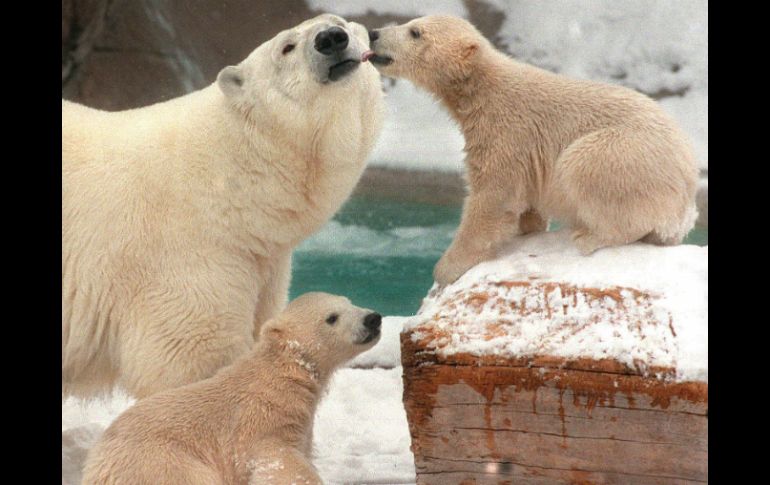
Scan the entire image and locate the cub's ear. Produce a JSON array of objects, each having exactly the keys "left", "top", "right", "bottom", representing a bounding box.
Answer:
[
  {"left": 461, "top": 42, "right": 479, "bottom": 60},
  {"left": 217, "top": 65, "right": 245, "bottom": 98},
  {"left": 260, "top": 319, "right": 284, "bottom": 341}
]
